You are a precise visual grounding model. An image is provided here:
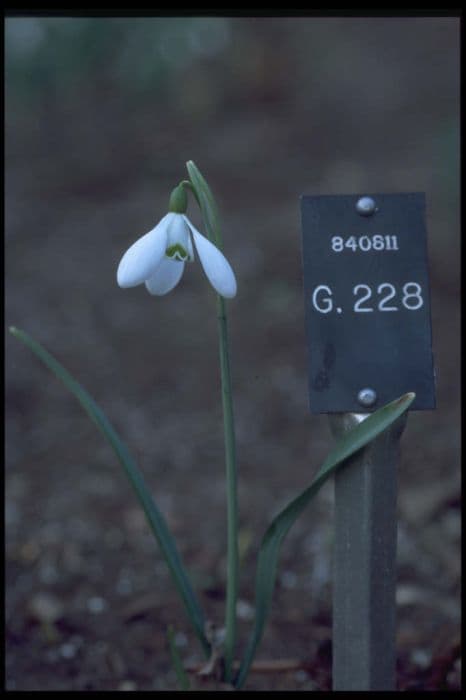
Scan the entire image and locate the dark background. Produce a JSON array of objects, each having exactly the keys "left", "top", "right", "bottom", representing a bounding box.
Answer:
[{"left": 5, "top": 16, "right": 460, "bottom": 691}]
